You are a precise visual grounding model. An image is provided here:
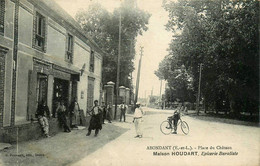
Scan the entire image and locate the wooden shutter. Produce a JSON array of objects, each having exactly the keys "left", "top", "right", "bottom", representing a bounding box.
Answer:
[{"left": 87, "top": 77, "right": 95, "bottom": 111}]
